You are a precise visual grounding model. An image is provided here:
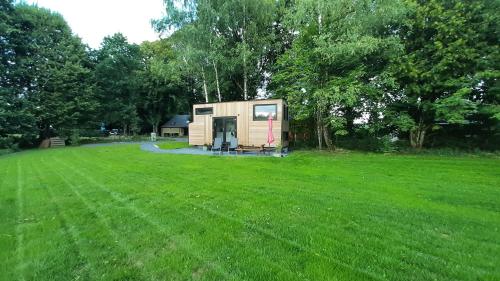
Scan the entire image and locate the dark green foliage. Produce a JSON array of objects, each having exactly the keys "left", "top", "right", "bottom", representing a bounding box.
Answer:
[
  {"left": 271, "top": 0, "right": 406, "bottom": 150},
  {"left": 1, "top": 3, "right": 97, "bottom": 146},
  {"left": 137, "top": 40, "right": 189, "bottom": 133},
  {"left": 16, "top": 5, "right": 97, "bottom": 139},
  {"left": 388, "top": 0, "right": 500, "bottom": 148},
  {"left": 94, "top": 33, "right": 142, "bottom": 135},
  {"left": 0, "top": 0, "right": 32, "bottom": 140}
]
